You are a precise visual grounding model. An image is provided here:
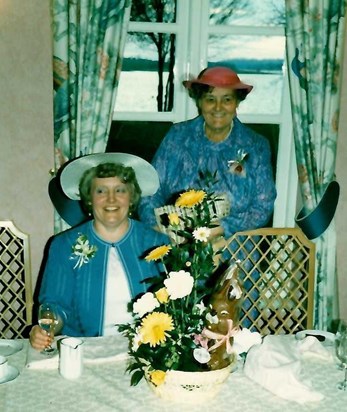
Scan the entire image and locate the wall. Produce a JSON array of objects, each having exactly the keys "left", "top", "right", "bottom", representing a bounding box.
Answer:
[{"left": 0, "top": 0, "right": 54, "bottom": 292}]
